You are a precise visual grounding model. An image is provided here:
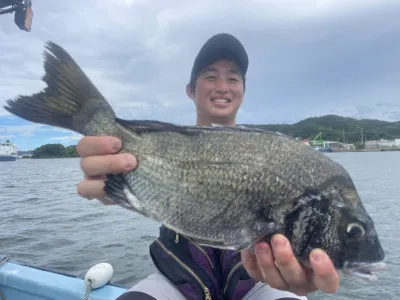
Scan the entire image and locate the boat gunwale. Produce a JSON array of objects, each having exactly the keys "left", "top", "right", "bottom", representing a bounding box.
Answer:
[{"left": 0, "top": 258, "right": 127, "bottom": 299}]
